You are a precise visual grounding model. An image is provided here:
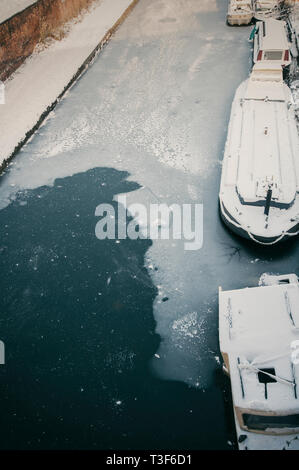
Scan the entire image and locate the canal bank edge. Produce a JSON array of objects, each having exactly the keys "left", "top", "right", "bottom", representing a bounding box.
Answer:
[
  {"left": 0, "top": 1, "right": 96, "bottom": 81},
  {"left": 0, "top": 0, "right": 139, "bottom": 175}
]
